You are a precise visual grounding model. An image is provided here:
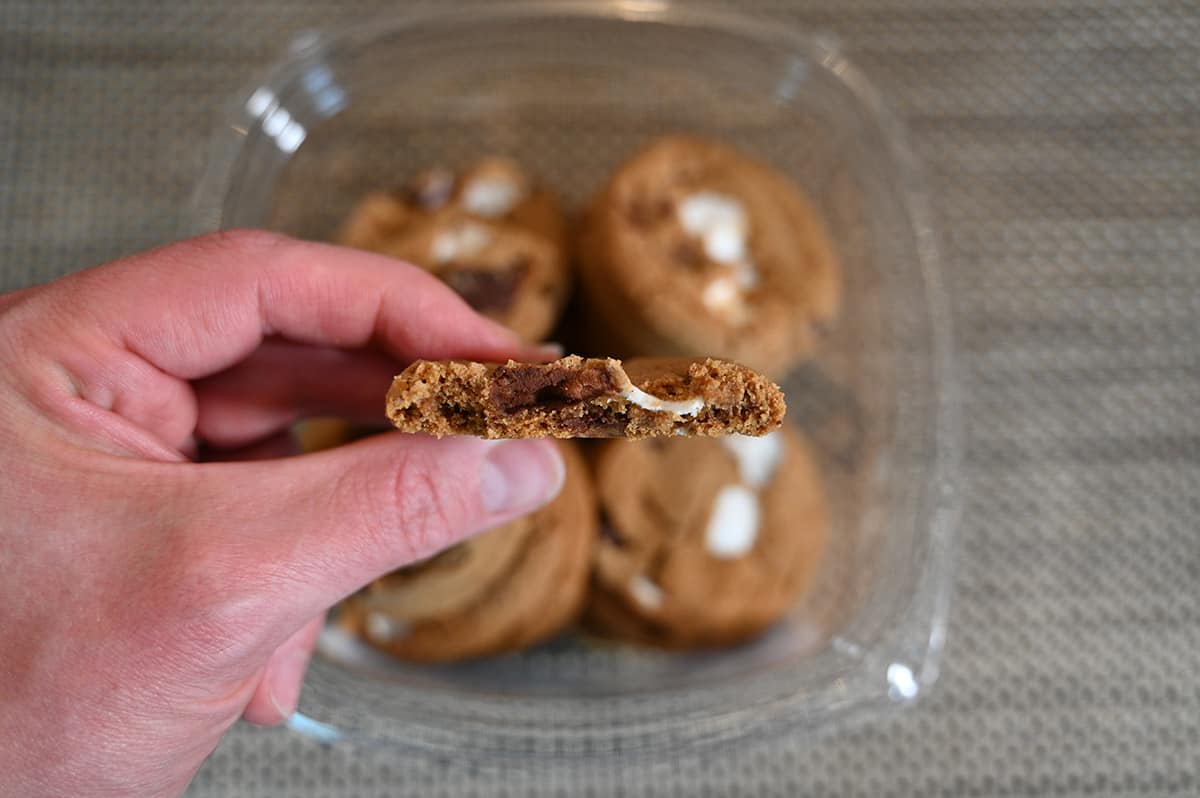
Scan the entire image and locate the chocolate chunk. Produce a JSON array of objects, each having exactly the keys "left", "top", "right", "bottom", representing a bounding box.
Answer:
[
  {"left": 628, "top": 196, "right": 672, "bottom": 228},
  {"left": 598, "top": 518, "right": 627, "bottom": 547},
  {"left": 558, "top": 411, "right": 627, "bottom": 437},
  {"left": 672, "top": 239, "right": 704, "bottom": 270},
  {"left": 490, "top": 362, "right": 618, "bottom": 413},
  {"left": 402, "top": 166, "right": 457, "bottom": 210},
  {"left": 441, "top": 262, "right": 528, "bottom": 313}
]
